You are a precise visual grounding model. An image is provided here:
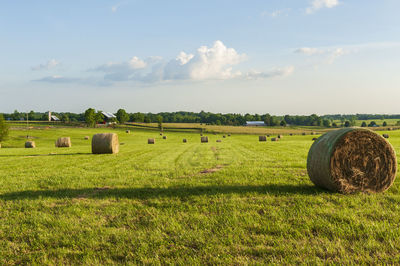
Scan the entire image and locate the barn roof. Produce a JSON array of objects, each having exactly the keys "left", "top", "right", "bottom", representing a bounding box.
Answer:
[{"left": 102, "top": 111, "right": 116, "bottom": 118}]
